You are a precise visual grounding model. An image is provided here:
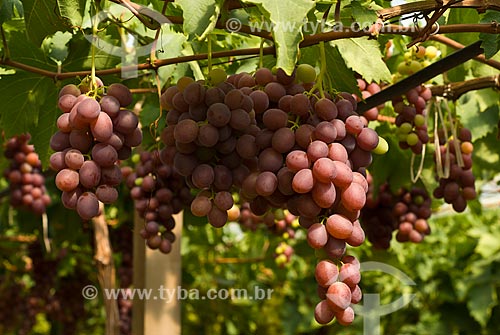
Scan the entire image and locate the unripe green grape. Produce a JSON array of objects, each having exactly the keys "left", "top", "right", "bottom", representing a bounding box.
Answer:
[
  {"left": 414, "top": 195, "right": 424, "bottom": 205},
  {"left": 275, "top": 244, "right": 285, "bottom": 254},
  {"left": 207, "top": 68, "right": 227, "bottom": 86},
  {"left": 406, "top": 133, "right": 419, "bottom": 146},
  {"left": 397, "top": 133, "right": 408, "bottom": 142},
  {"left": 134, "top": 177, "right": 143, "bottom": 186},
  {"left": 296, "top": 63, "right": 317, "bottom": 83},
  {"left": 176, "top": 76, "right": 195, "bottom": 92},
  {"left": 399, "top": 122, "right": 413, "bottom": 134},
  {"left": 414, "top": 114, "right": 425, "bottom": 127},
  {"left": 275, "top": 254, "right": 288, "bottom": 265},
  {"left": 372, "top": 136, "right": 389, "bottom": 154},
  {"left": 397, "top": 62, "right": 408, "bottom": 75},
  {"left": 408, "top": 60, "right": 423, "bottom": 74},
  {"left": 425, "top": 46, "right": 438, "bottom": 59},
  {"left": 131, "top": 153, "right": 140, "bottom": 163}
]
